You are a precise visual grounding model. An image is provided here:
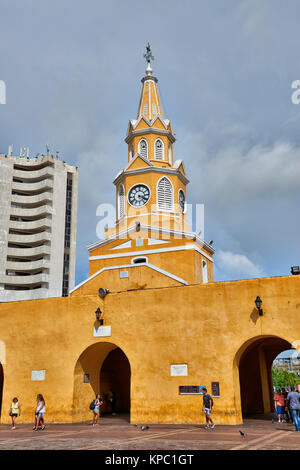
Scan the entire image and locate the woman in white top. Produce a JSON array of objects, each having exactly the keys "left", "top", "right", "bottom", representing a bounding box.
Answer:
[
  {"left": 33, "top": 394, "right": 45, "bottom": 431},
  {"left": 9, "top": 397, "right": 21, "bottom": 430},
  {"left": 92, "top": 394, "right": 103, "bottom": 426}
]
